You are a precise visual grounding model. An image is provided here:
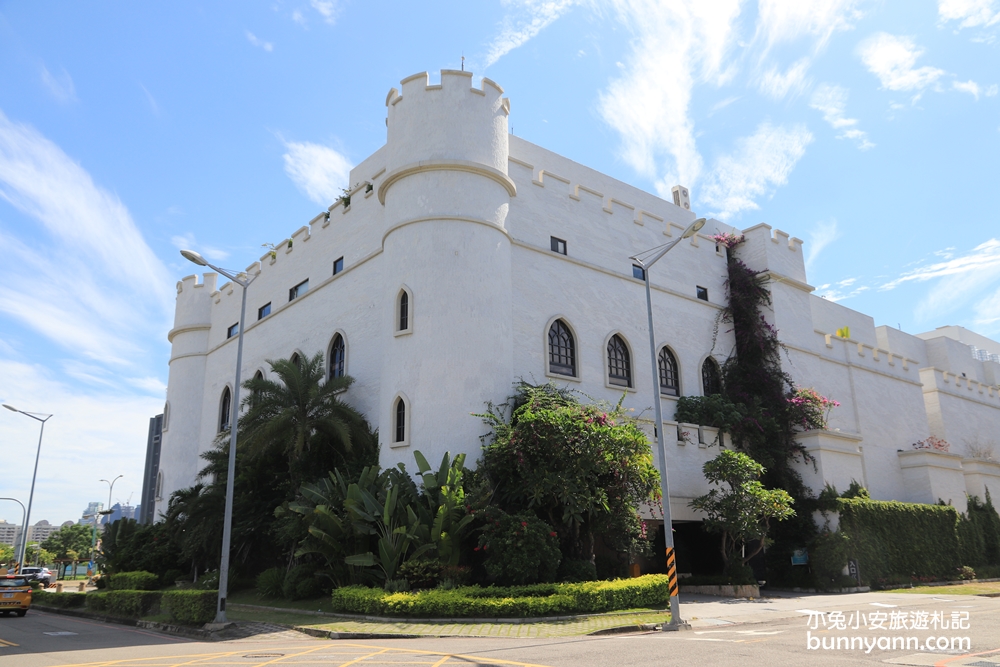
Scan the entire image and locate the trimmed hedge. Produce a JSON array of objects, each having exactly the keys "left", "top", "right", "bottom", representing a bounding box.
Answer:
[
  {"left": 86, "top": 590, "right": 163, "bottom": 617},
  {"left": 108, "top": 571, "right": 159, "bottom": 591},
  {"left": 330, "top": 575, "right": 670, "bottom": 618},
  {"left": 161, "top": 590, "right": 218, "bottom": 625},
  {"left": 837, "top": 498, "right": 962, "bottom": 583},
  {"left": 33, "top": 590, "right": 87, "bottom": 608}
]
